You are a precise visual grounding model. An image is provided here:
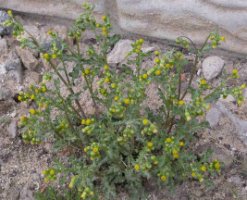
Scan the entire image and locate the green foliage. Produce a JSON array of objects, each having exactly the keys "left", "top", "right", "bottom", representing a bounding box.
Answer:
[{"left": 5, "top": 4, "right": 246, "bottom": 200}]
